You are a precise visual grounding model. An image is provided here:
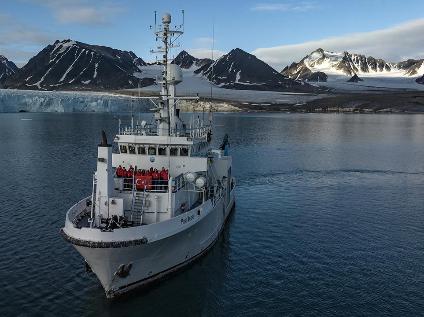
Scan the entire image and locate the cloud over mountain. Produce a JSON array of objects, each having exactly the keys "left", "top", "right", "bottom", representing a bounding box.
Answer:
[{"left": 252, "top": 19, "right": 424, "bottom": 69}]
